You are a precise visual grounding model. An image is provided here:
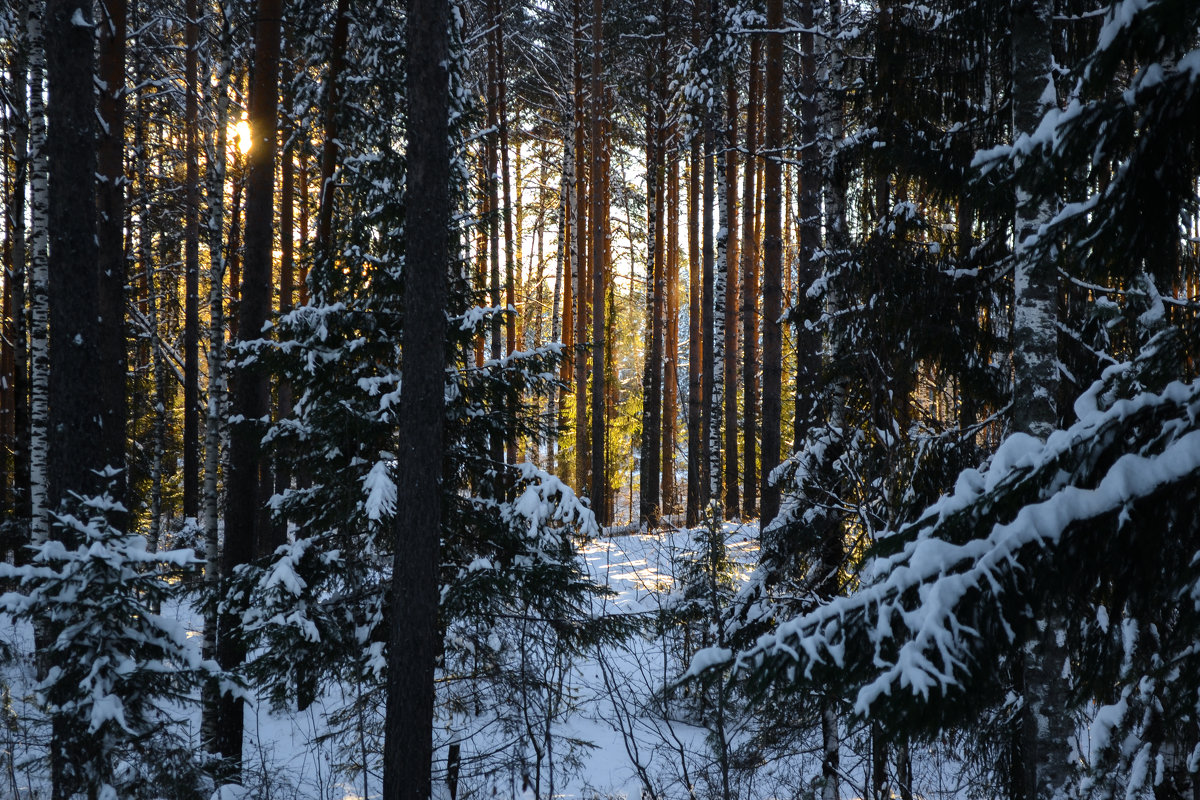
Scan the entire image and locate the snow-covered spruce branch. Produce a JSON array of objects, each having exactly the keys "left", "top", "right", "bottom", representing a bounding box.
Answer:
[{"left": 687, "top": 377, "right": 1200, "bottom": 722}]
